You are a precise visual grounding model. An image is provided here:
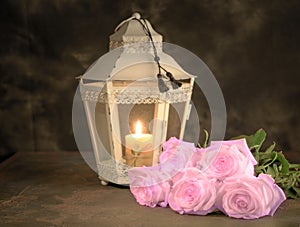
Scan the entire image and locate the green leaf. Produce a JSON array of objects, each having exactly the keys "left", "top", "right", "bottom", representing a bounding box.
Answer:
[
  {"left": 265, "top": 142, "right": 276, "bottom": 153},
  {"left": 276, "top": 152, "right": 290, "bottom": 174},
  {"left": 259, "top": 152, "right": 276, "bottom": 165},
  {"left": 260, "top": 157, "right": 273, "bottom": 166},
  {"left": 232, "top": 129, "right": 266, "bottom": 152},
  {"left": 260, "top": 152, "right": 278, "bottom": 168},
  {"left": 266, "top": 166, "right": 276, "bottom": 177},
  {"left": 272, "top": 163, "right": 279, "bottom": 176}
]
